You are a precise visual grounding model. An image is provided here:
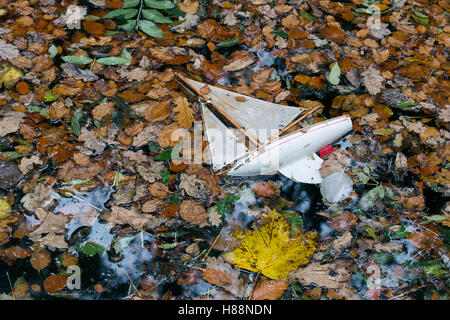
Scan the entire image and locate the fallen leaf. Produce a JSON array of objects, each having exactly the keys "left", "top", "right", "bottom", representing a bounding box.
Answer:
[
  {"left": 0, "top": 40, "right": 19, "bottom": 60},
  {"left": 362, "top": 65, "right": 384, "bottom": 95},
  {"left": 18, "top": 155, "right": 43, "bottom": 175},
  {"left": 179, "top": 200, "right": 207, "bottom": 225},
  {"left": 172, "top": 92, "right": 194, "bottom": 129},
  {"left": 43, "top": 274, "right": 67, "bottom": 293},
  {"left": 102, "top": 205, "right": 165, "bottom": 229},
  {"left": 328, "top": 212, "right": 358, "bottom": 232},
  {"left": 225, "top": 210, "right": 317, "bottom": 279},
  {"left": 53, "top": 5, "right": 87, "bottom": 29},
  {"left": 30, "top": 248, "right": 51, "bottom": 271},
  {"left": 0, "top": 111, "right": 24, "bottom": 137},
  {"left": 203, "top": 268, "right": 232, "bottom": 285},
  {"left": 251, "top": 279, "right": 288, "bottom": 300},
  {"left": 293, "top": 262, "right": 342, "bottom": 289},
  {"left": 250, "top": 181, "right": 279, "bottom": 197}
]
